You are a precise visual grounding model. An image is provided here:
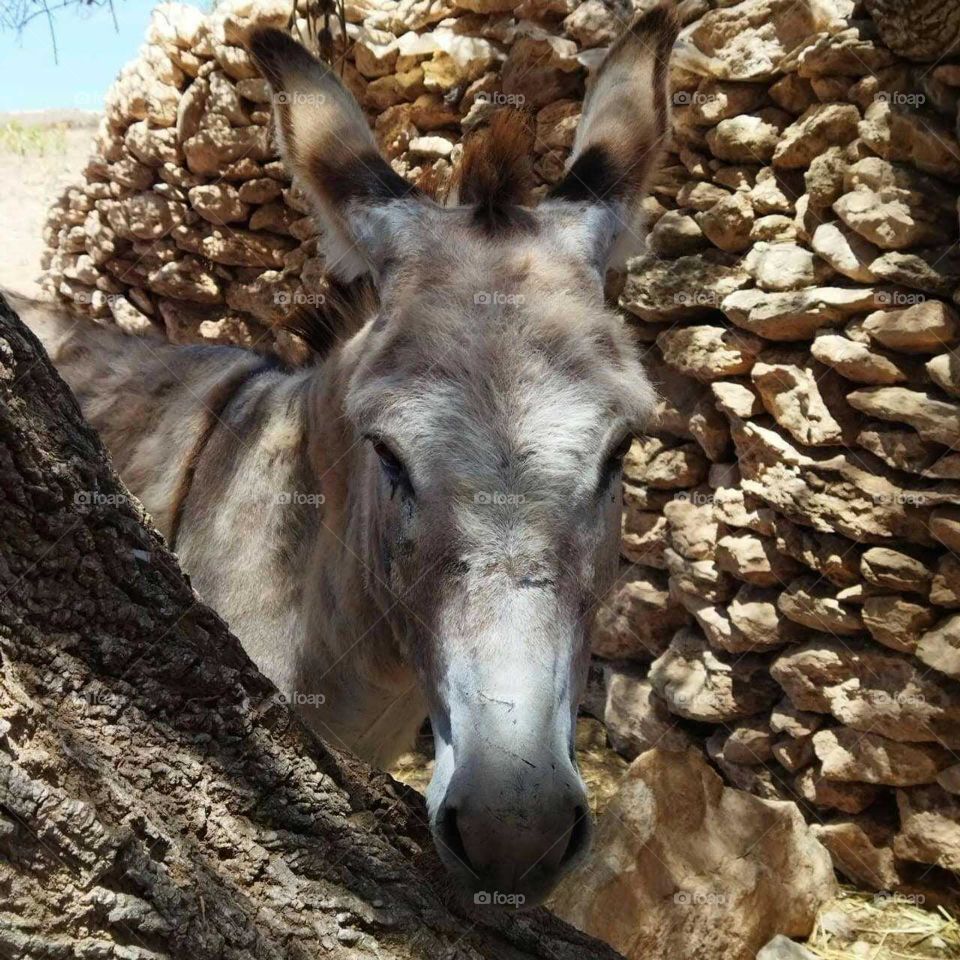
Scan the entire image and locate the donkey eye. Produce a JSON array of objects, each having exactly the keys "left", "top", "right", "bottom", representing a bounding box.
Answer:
[
  {"left": 598, "top": 434, "right": 633, "bottom": 490},
  {"left": 369, "top": 438, "right": 410, "bottom": 489}
]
